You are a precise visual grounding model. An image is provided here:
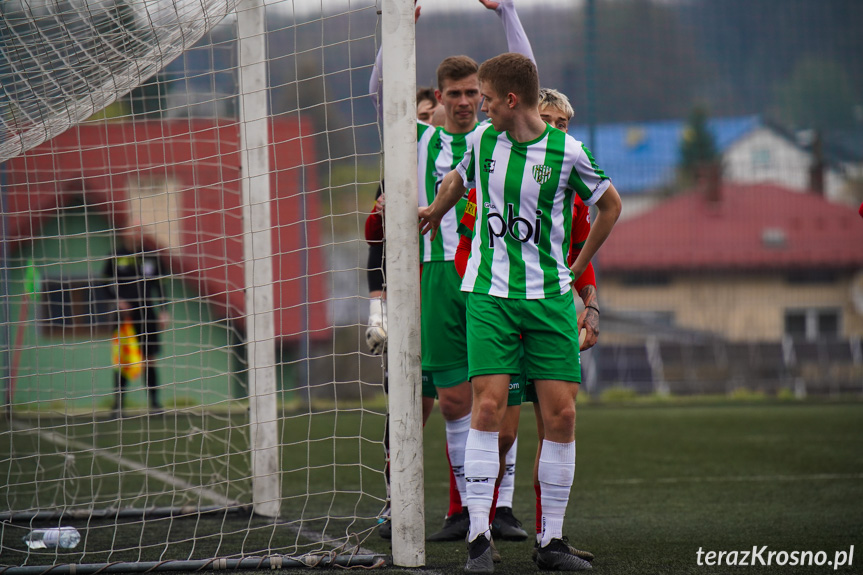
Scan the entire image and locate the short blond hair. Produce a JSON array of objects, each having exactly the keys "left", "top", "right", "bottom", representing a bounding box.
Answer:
[
  {"left": 477, "top": 53, "right": 539, "bottom": 108},
  {"left": 539, "top": 88, "right": 574, "bottom": 120}
]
